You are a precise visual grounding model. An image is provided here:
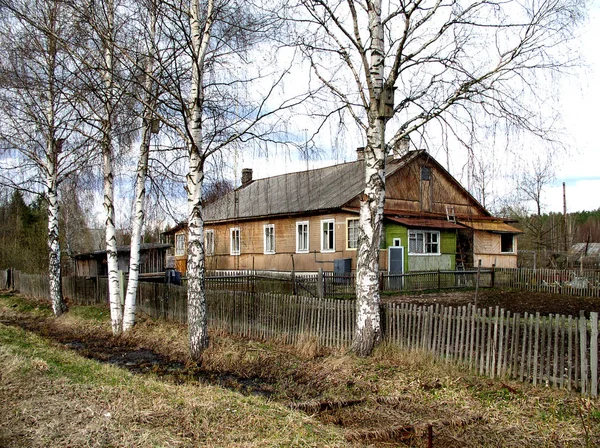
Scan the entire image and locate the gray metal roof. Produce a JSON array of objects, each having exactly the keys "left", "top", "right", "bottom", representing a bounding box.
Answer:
[{"left": 204, "top": 151, "right": 421, "bottom": 222}]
